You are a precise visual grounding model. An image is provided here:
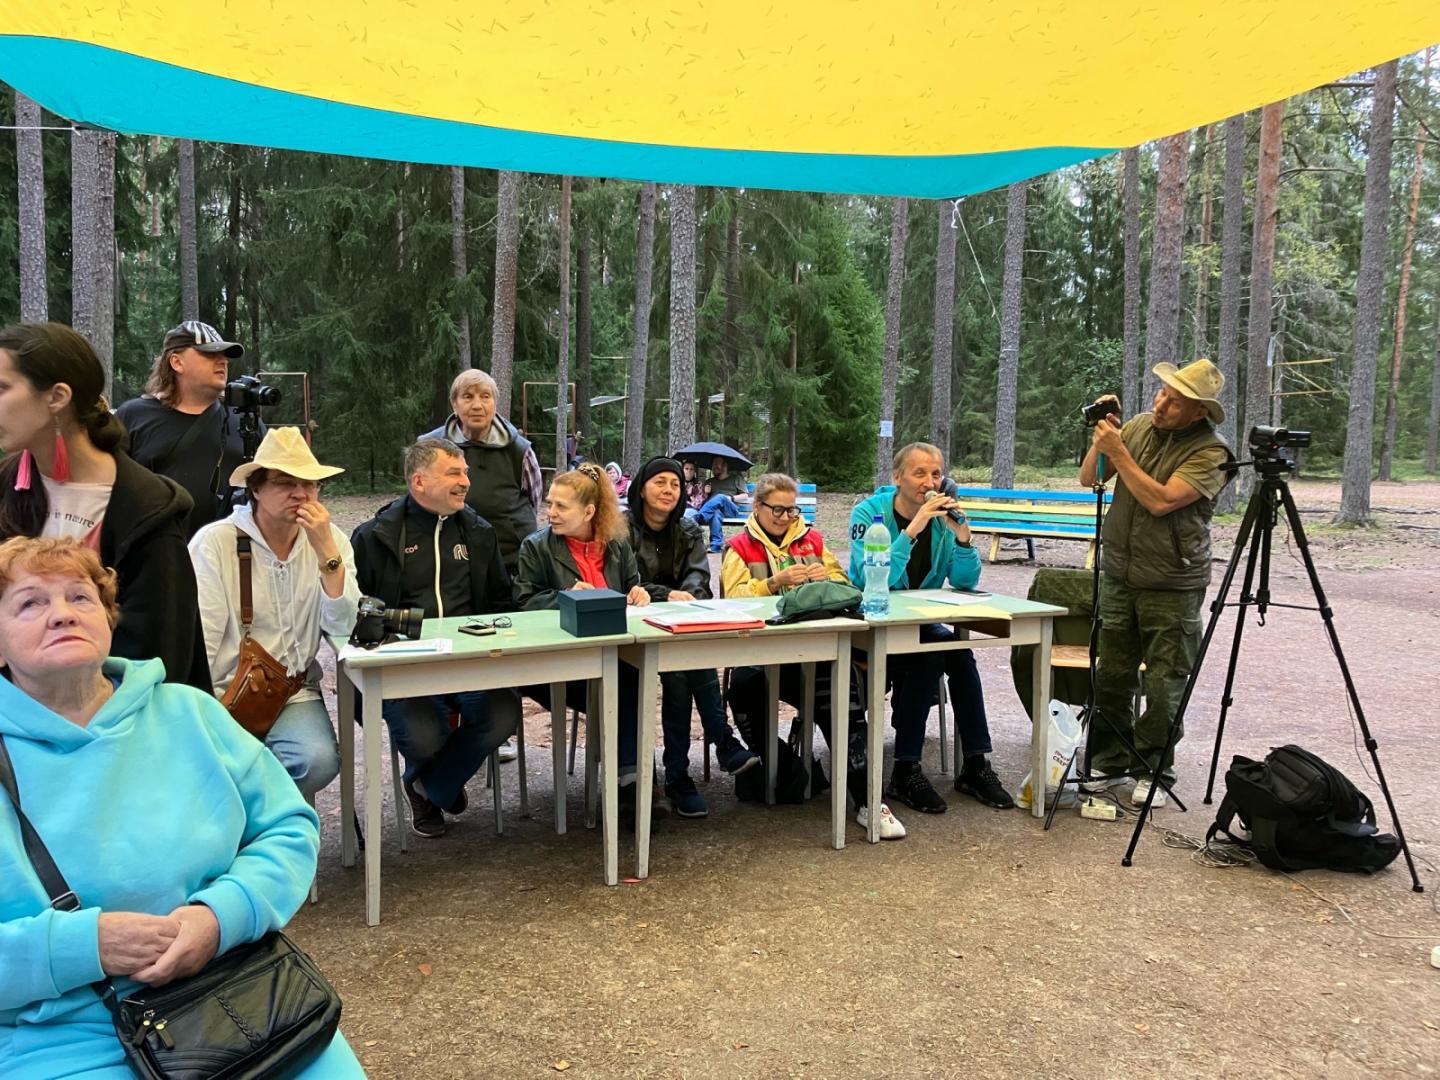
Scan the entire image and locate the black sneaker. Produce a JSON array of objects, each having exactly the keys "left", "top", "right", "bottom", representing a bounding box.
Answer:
[
  {"left": 885, "top": 764, "right": 948, "bottom": 814},
  {"left": 955, "top": 759, "right": 1016, "bottom": 810},
  {"left": 618, "top": 781, "right": 672, "bottom": 832},
  {"left": 403, "top": 779, "right": 447, "bottom": 838},
  {"left": 665, "top": 775, "right": 709, "bottom": 818},
  {"left": 718, "top": 743, "right": 762, "bottom": 776},
  {"left": 443, "top": 786, "right": 469, "bottom": 816}
]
